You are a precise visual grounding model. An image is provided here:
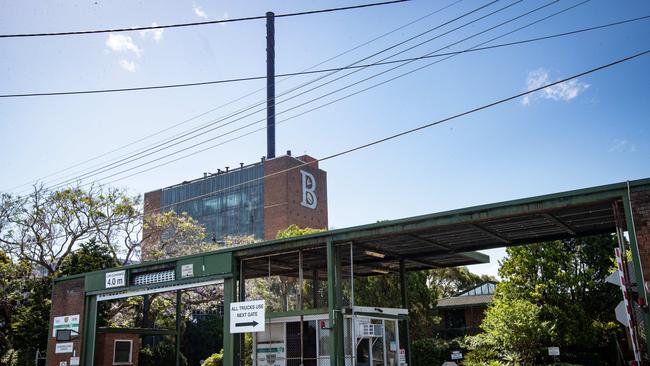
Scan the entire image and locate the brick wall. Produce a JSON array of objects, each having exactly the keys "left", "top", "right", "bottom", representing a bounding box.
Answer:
[
  {"left": 263, "top": 155, "right": 328, "bottom": 239},
  {"left": 46, "top": 278, "right": 85, "bottom": 366},
  {"left": 631, "top": 190, "right": 650, "bottom": 284},
  {"left": 94, "top": 333, "right": 141, "bottom": 366}
]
